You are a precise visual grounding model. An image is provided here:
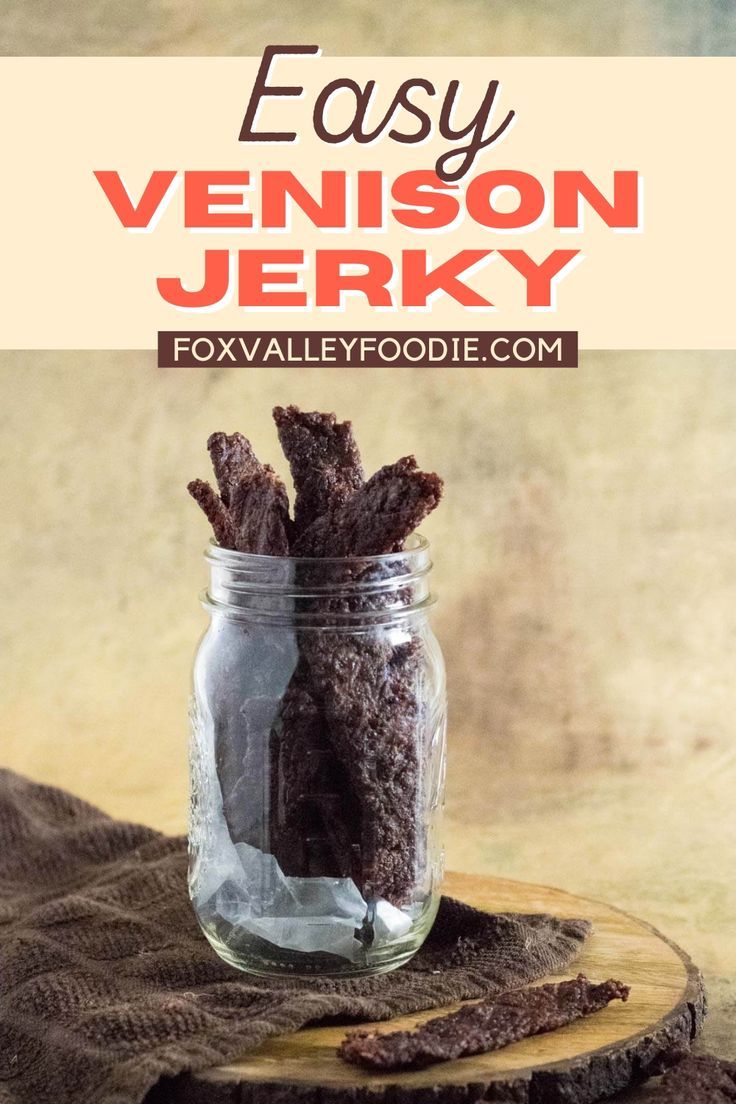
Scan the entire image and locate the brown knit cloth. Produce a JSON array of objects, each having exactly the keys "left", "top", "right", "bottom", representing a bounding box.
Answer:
[{"left": 0, "top": 770, "right": 591, "bottom": 1104}]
